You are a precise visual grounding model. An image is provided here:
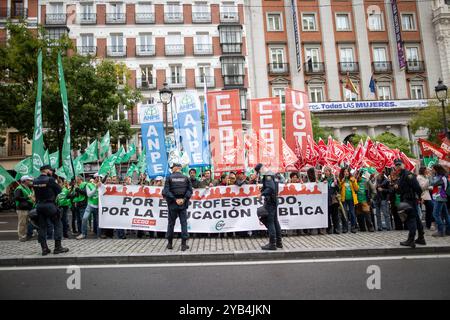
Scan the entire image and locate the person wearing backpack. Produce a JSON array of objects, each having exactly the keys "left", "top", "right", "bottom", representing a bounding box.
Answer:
[
  {"left": 13, "top": 175, "right": 35, "bottom": 242},
  {"left": 430, "top": 164, "right": 450, "bottom": 237}
]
